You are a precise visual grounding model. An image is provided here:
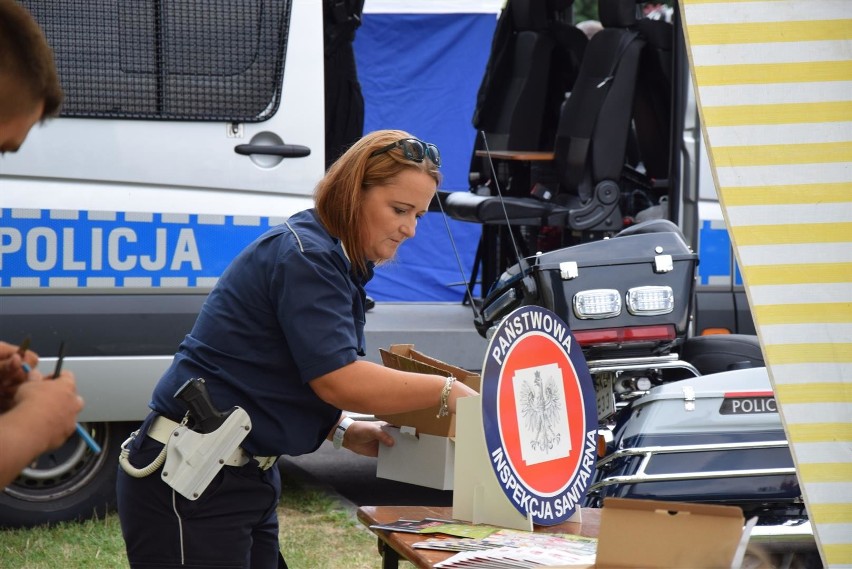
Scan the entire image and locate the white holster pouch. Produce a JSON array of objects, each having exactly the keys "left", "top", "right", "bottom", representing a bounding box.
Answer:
[{"left": 160, "top": 407, "right": 252, "bottom": 500}]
